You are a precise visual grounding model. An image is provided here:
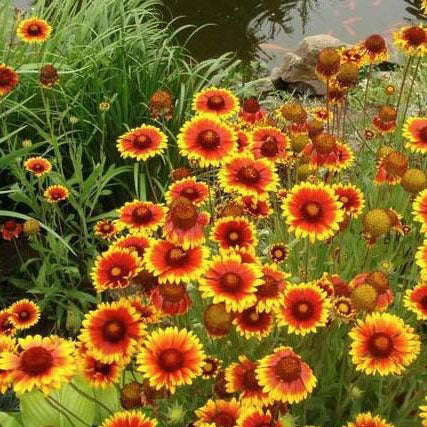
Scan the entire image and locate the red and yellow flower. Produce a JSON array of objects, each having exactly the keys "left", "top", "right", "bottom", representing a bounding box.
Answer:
[
  {"left": 251, "top": 126, "right": 289, "bottom": 163},
  {"left": 0, "top": 336, "right": 16, "bottom": 393},
  {"left": 118, "top": 200, "right": 166, "bottom": 234},
  {"left": 0, "top": 335, "right": 75, "bottom": 395},
  {"left": 404, "top": 283, "right": 427, "bottom": 321},
  {"left": 177, "top": 116, "right": 237, "bottom": 168},
  {"left": 128, "top": 297, "right": 161, "bottom": 324},
  {"left": 256, "top": 346, "right": 317, "bottom": 403},
  {"left": 358, "top": 34, "right": 389, "bottom": 64},
  {"left": 43, "top": 185, "right": 69, "bottom": 203},
  {"left": 9, "top": 299, "right": 40, "bottom": 329},
  {"left": 117, "top": 125, "right": 167, "bottom": 161},
  {"left": 416, "top": 241, "right": 427, "bottom": 280},
  {"left": 100, "top": 410, "right": 158, "bottom": 427},
  {"left": 201, "top": 356, "right": 222, "bottom": 379},
  {"left": 24, "top": 156, "right": 52, "bottom": 176},
  {"left": 144, "top": 239, "right": 208, "bottom": 284},
  {"left": 200, "top": 253, "right": 263, "bottom": 312},
  {"left": 110, "top": 233, "right": 150, "bottom": 259},
  {"left": 240, "top": 195, "right": 271, "bottom": 218},
  {"left": 225, "top": 356, "right": 273, "bottom": 406},
  {"left": 0, "top": 310, "right": 16, "bottom": 337},
  {"left": 332, "top": 296, "right": 358, "bottom": 322},
  {"left": 211, "top": 216, "right": 258, "bottom": 250},
  {"left": 192, "top": 87, "right": 239, "bottom": 118},
  {"left": 255, "top": 264, "right": 289, "bottom": 313},
  {"left": 165, "top": 177, "right": 209, "bottom": 206},
  {"left": 163, "top": 197, "right": 210, "bottom": 249},
  {"left": 219, "top": 155, "right": 279, "bottom": 198},
  {"left": 137, "top": 326, "right": 205, "bottom": 393},
  {"left": 282, "top": 182, "right": 343, "bottom": 242},
  {"left": 233, "top": 306, "right": 274, "bottom": 339},
  {"left": 349, "top": 312, "right": 420, "bottom": 375},
  {"left": 237, "top": 408, "right": 283, "bottom": 427},
  {"left": 276, "top": 283, "right": 331, "bottom": 335},
  {"left": 413, "top": 188, "right": 427, "bottom": 233},
  {"left": 91, "top": 248, "right": 142, "bottom": 292},
  {"left": 78, "top": 344, "right": 123, "bottom": 389},
  {"left": 1, "top": 220, "right": 23, "bottom": 241},
  {"left": 333, "top": 184, "right": 365, "bottom": 218},
  {"left": 79, "top": 299, "right": 144, "bottom": 364},
  {"left": 239, "top": 98, "right": 266, "bottom": 125},
  {"left": 0, "top": 64, "right": 19, "bottom": 96},
  {"left": 17, "top": 17, "right": 52, "bottom": 43},
  {"left": 393, "top": 25, "right": 427, "bottom": 57},
  {"left": 403, "top": 117, "right": 427, "bottom": 153},
  {"left": 194, "top": 398, "right": 241, "bottom": 426},
  {"left": 269, "top": 243, "right": 289, "bottom": 264},
  {"left": 345, "top": 412, "right": 394, "bottom": 427},
  {"left": 151, "top": 281, "right": 192, "bottom": 316},
  {"left": 94, "top": 219, "right": 122, "bottom": 240}
]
